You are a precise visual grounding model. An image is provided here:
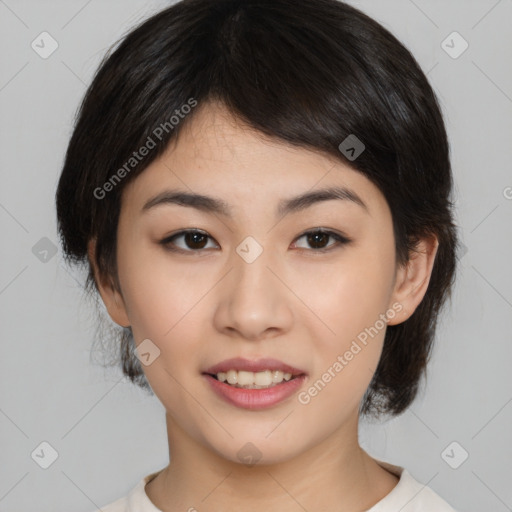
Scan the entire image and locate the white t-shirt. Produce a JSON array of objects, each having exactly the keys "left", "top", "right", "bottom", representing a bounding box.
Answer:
[{"left": 93, "top": 460, "right": 457, "bottom": 512}]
